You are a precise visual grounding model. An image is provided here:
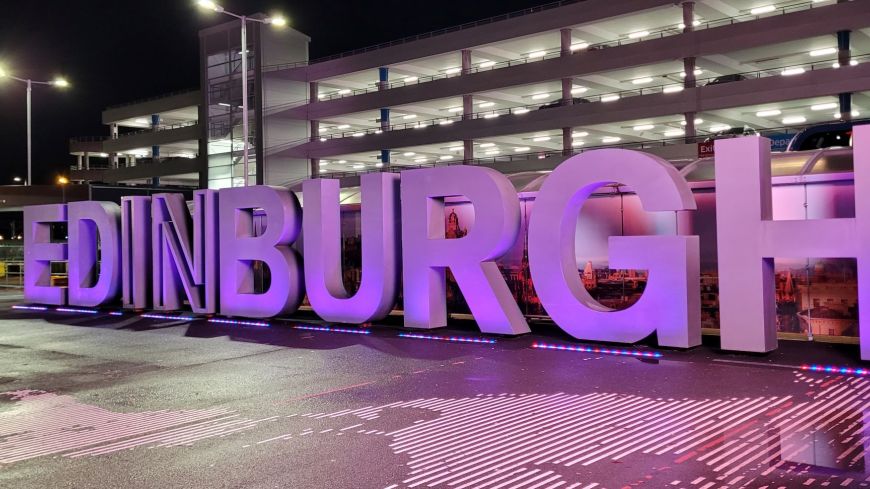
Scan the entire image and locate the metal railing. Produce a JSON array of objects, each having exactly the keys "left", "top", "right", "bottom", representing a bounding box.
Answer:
[
  {"left": 312, "top": 118, "right": 860, "bottom": 180},
  {"left": 264, "top": 0, "right": 823, "bottom": 104},
  {"left": 268, "top": 53, "right": 866, "bottom": 151}
]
